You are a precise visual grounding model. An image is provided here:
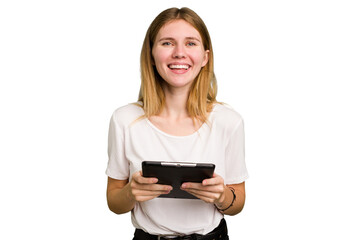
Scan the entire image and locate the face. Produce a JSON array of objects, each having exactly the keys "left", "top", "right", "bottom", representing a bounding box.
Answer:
[{"left": 152, "top": 19, "right": 209, "bottom": 91}]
